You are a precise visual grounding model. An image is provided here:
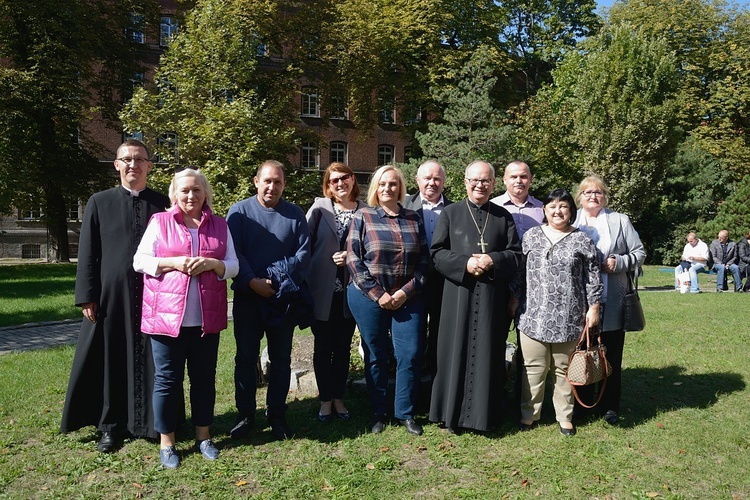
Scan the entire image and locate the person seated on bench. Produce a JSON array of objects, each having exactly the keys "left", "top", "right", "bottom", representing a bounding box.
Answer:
[
  {"left": 709, "top": 229, "right": 742, "bottom": 292},
  {"left": 738, "top": 230, "right": 750, "bottom": 292},
  {"left": 674, "top": 232, "right": 709, "bottom": 293}
]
